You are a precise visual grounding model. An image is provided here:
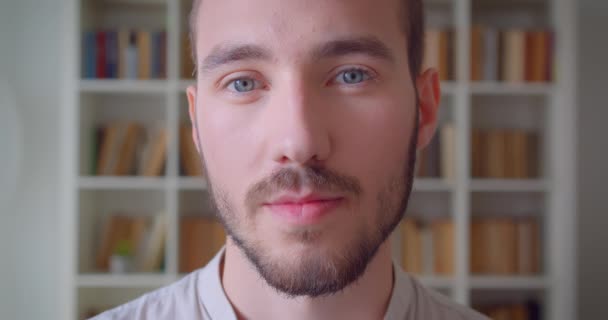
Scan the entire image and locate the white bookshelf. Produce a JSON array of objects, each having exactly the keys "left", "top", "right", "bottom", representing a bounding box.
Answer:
[{"left": 61, "top": 0, "right": 577, "bottom": 319}]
